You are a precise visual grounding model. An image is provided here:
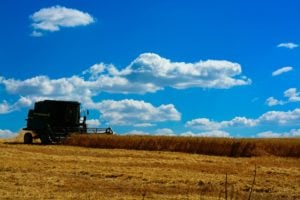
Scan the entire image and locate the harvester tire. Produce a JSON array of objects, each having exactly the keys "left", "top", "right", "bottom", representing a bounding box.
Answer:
[
  {"left": 24, "top": 133, "right": 33, "bottom": 144},
  {"left": 40, "top": 134, "right": 51, "bottom": 144},
  {"left": 105, "top": 128, "right": 113, "bottom": 134}
]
